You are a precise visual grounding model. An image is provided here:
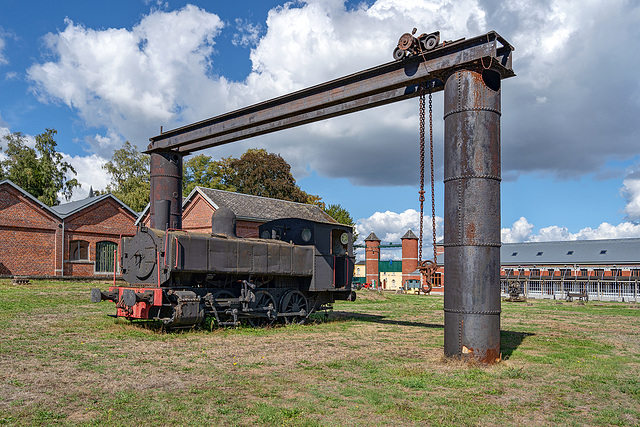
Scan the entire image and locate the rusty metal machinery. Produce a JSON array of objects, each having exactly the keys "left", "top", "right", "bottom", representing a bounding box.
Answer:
[
  {"left": 393, "top": 29, "right": 440, "bottom": 60},
  {"left": 140, "top": 30, "right": 514, "bottom": 362},
  {"left": 91, "top": 212, "right": 355, "bottom": 327},
  {"left": 443, "top": 68, "right": 503, "bottom": 364}
]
